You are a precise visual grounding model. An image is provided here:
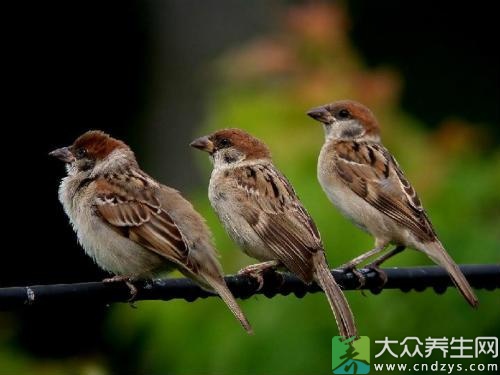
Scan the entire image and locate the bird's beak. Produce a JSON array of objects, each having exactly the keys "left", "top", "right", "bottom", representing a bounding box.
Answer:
[
  {"left": 307, "top": 106, "right": 333, "bottom": 124},
  {"left": 49, "top": 147, "right": 75, "bottom": 163},
  {"left": 189, "top": 136, "right": 214, "bottom": 154}
]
